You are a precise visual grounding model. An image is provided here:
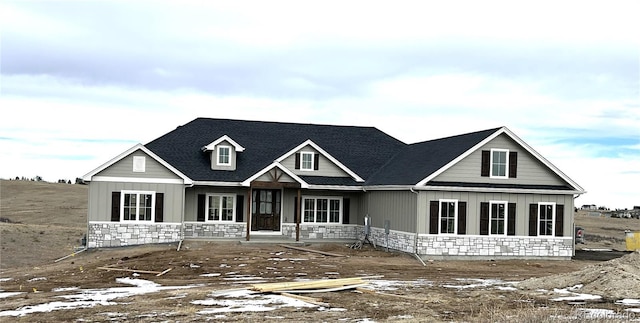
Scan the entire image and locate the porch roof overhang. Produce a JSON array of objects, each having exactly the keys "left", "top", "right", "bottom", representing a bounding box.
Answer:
[{"left": 241, "top": 161, "right": 309, "bottom": 188}]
